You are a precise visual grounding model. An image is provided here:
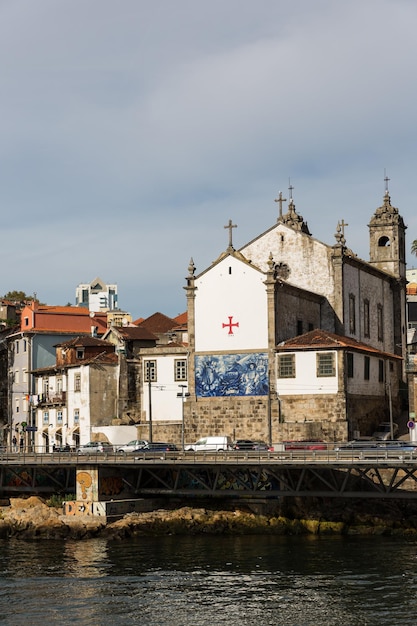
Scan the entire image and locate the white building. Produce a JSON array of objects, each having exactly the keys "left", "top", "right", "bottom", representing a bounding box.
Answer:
[{"left": 75, "top": 277, "right": 118, "bottom": 312}]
